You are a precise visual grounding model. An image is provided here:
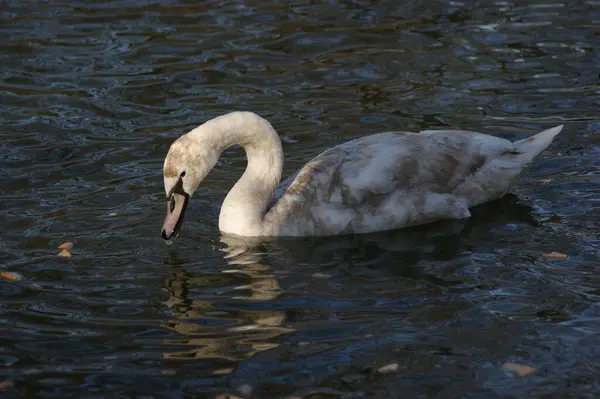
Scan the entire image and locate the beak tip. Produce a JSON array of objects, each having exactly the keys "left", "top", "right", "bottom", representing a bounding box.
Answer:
[{"left": 162, "top": 192, "right": 188, "bottom": 242}]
